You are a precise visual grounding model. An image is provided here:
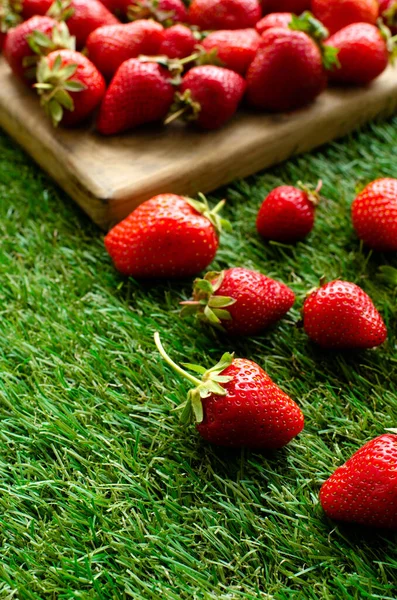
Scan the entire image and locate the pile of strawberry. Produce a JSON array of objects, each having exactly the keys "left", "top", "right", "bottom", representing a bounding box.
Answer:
[{"left": 1, "top": 0, "right": 397, "bottom": 132}]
